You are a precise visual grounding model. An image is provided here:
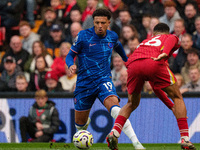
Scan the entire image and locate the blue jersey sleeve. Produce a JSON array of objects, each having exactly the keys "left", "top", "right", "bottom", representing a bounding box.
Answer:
[
  {"left": 70, "top": 31, "right": 83, "bottom": 53},
  {"left": 114, "top": 41, "right": 128, "bottom": 62},
  {"left": 66, "top": 31, "right": 84, "bottom": 68},
  {"left": 65, "top": 50, "right": 76, "bottom": 68}
]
